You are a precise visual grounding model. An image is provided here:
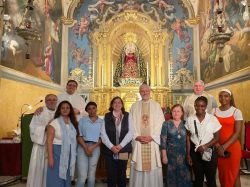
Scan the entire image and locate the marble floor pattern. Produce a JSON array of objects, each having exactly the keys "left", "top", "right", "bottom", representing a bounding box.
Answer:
[{"left": 0, "top": 174, "right": 250, "bottom": 187}]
